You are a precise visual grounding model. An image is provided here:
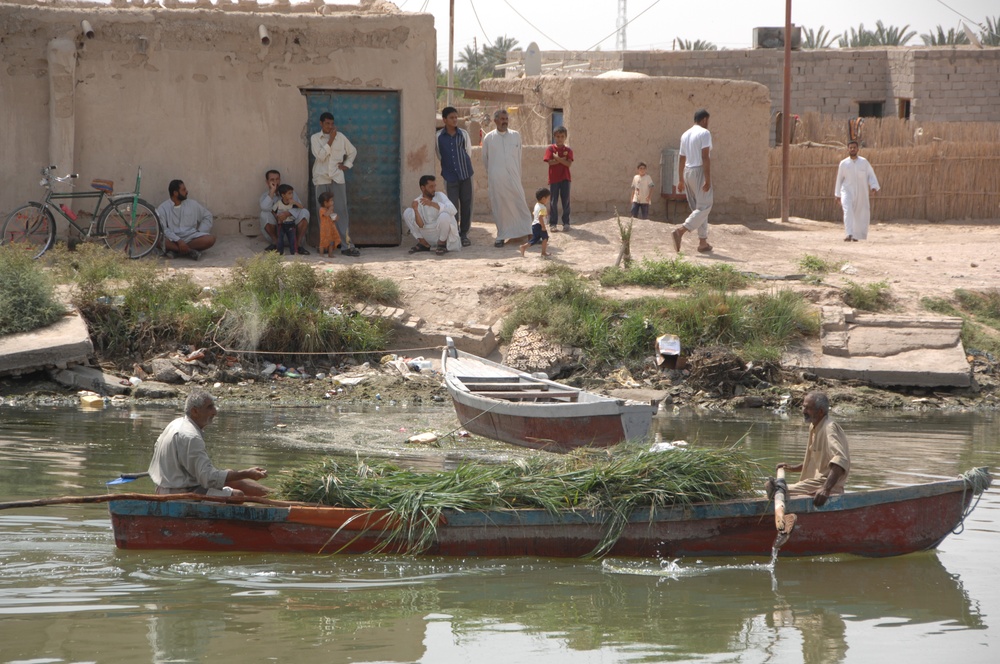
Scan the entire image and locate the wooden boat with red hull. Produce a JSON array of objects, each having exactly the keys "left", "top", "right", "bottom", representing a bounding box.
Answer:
[
  {"left": 109, "top": 468, "right": 991, "bottom": 558},
  {"left": 441, "top": 338, "right": 658, "bottom": 452}
]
